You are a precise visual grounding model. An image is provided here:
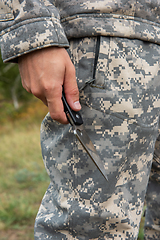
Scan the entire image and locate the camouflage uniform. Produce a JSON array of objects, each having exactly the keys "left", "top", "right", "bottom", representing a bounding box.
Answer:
[
  {"left": 1, "top": 1, "right": 160, "bottom": 240},
  {"left": 1, "top": 1, "right": 160, "bottom": 62},
  {"left": 35, "top": 37, "right": 160, "bottom": 240},
  {"left": 144, "top": 130, "right": 160, "bottom": 240}
]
